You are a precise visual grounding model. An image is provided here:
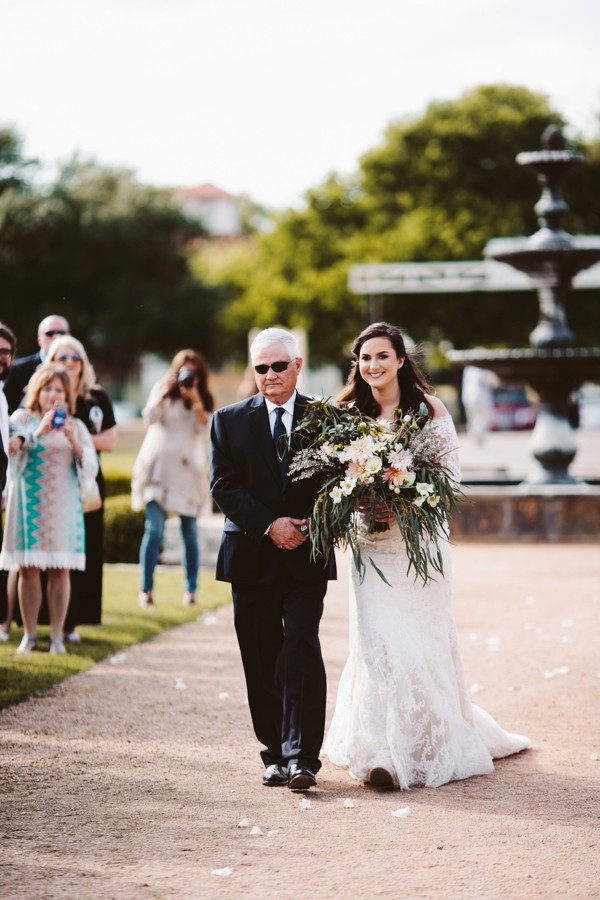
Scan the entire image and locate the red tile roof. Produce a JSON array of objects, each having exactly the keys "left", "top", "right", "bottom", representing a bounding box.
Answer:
[{"left": 175, "top": 183, "right": 239, "bottom": 201}]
